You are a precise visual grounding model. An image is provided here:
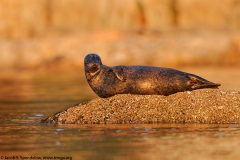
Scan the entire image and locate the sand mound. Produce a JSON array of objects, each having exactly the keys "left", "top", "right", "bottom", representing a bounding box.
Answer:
[{"left": 42, "top": 89, "right": 240, "bottom": 124}]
